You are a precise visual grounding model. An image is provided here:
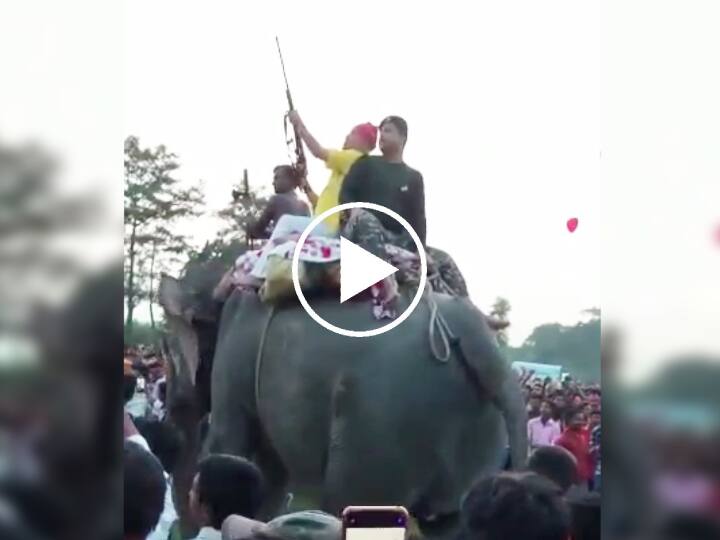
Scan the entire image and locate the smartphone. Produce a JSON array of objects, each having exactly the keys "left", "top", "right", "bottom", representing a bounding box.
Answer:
[{"left": 342, "top": 506, "right": 409, "bottom": 540}]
